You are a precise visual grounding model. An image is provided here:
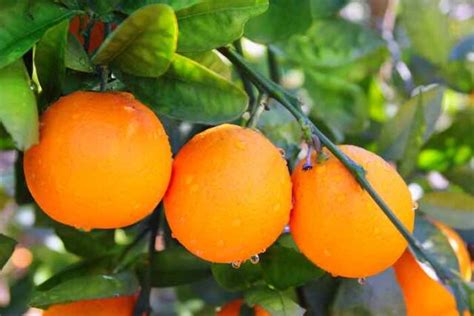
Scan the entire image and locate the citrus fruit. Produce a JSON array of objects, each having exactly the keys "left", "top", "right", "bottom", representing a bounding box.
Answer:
[
  {"left": 164, "top": 124, "right": 292, "bottom": 263},
  {"left": 394, "top": 250, "right": 470, "bottom": 316},
  {"left": 24, "top": 91, "right": 172, "bottom": 230},
  {"left": 217, "top": 299, "right": 270, "bottom": 316},
  {"left": 290, "top": 145, "right": 415, "bottom": 278},
  {"left": 69, "top": 16, "right": 105, "bottom": 52},
  {"left": 43, "top": 295, "right": 136, "bottom": 316}
]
